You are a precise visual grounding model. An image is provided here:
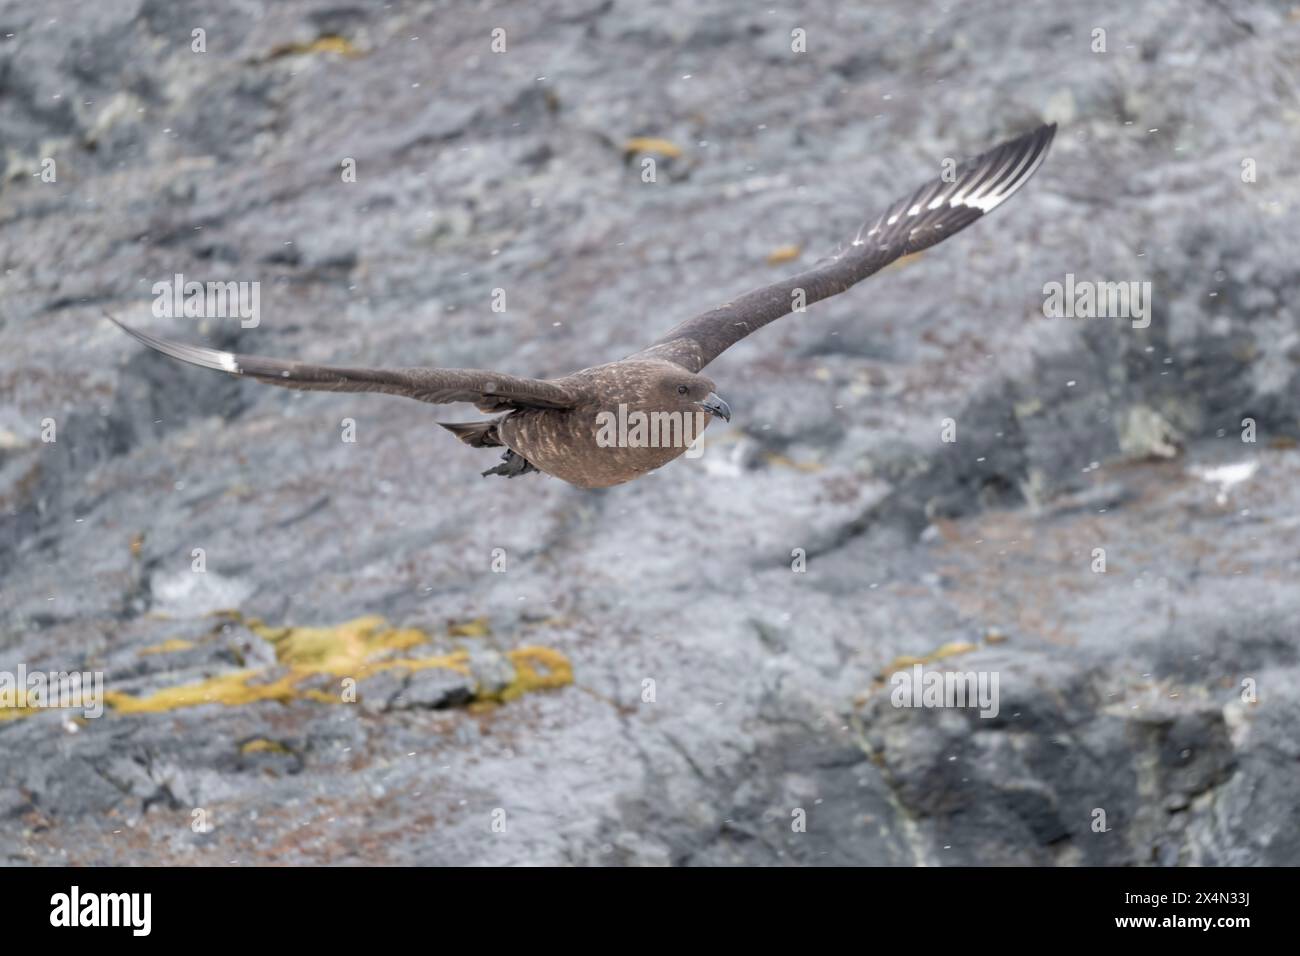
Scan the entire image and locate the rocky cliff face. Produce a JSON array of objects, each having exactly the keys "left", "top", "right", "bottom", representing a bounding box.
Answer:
[{"left": 1, "top": 0, "right": 1297, "bottom": 865}]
